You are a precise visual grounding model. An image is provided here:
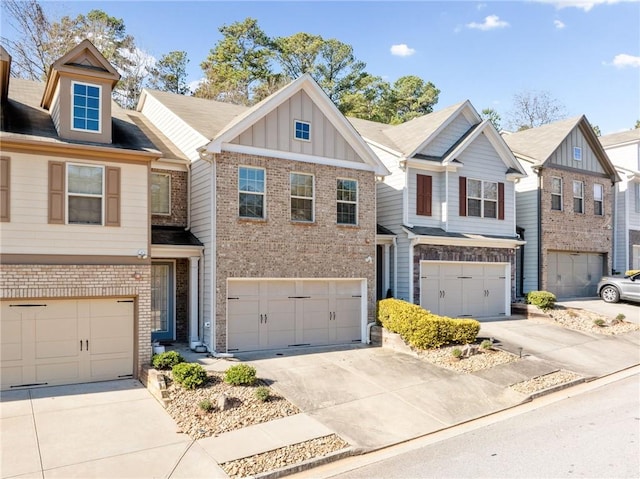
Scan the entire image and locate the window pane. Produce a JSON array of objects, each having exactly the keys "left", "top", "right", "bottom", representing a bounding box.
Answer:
[
  {"left": 68, "top": 196, "right": 101, "bottom": 224},
  {"left": 483, "top": 181, "right": 497, "bottom": 200},
  {"left": 594, "top": 201, "right": 603, "bottom": 216},
  {"left": 291, "top": 173, "right": 313, "bottom": 198},
  {"left": 573, "top": 181, "right": 583, "bottom": 197},
  {"left": 468, "top": 179, "right": 481, "bottom": 198},
  {"left": 68, "top": 165, "right": 102, "bottom": 195},
  {"left": 551, "top": 177, "right": 562, "bottom": 194},
  {"left": 72, "top": 83, "right": 100, "bottom": 132},
  {"left": 74, "top": 83, "right": 86, "bottom": 95},
  {"left": 239, "top": 193, "right": 264, "bottom": 218},
  {"left": 295, "top": 121, "right": 310, "bottom": 140},
  {"left": 593, "top": 184, "right": 603, "bottom": 201},
  {"left": 484, "top": 200, "right": 497, "bottom": 218},
  {"left": 151, "top": 174, "right": 170, "bottom": 215},
  {"left": 551, "top": 195, "right": 562, "bottom": 211},
  {"left": 574, "top": 198, "right": 583, "bottom": 213},
  {"left": 291, "top": 198, "right": 313, "bottom": 221},
  {"left": 337, "top": 179, "right": 357, "bottom": 202},
  {"left": 337, "top": 202, "right": 356, "bottom": 225},
  {"left": 468, "top": 198, "right": 481, "bottom": 217},
  {"left": 239, "top": 167, "right": 264, "bottom": 193}
]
